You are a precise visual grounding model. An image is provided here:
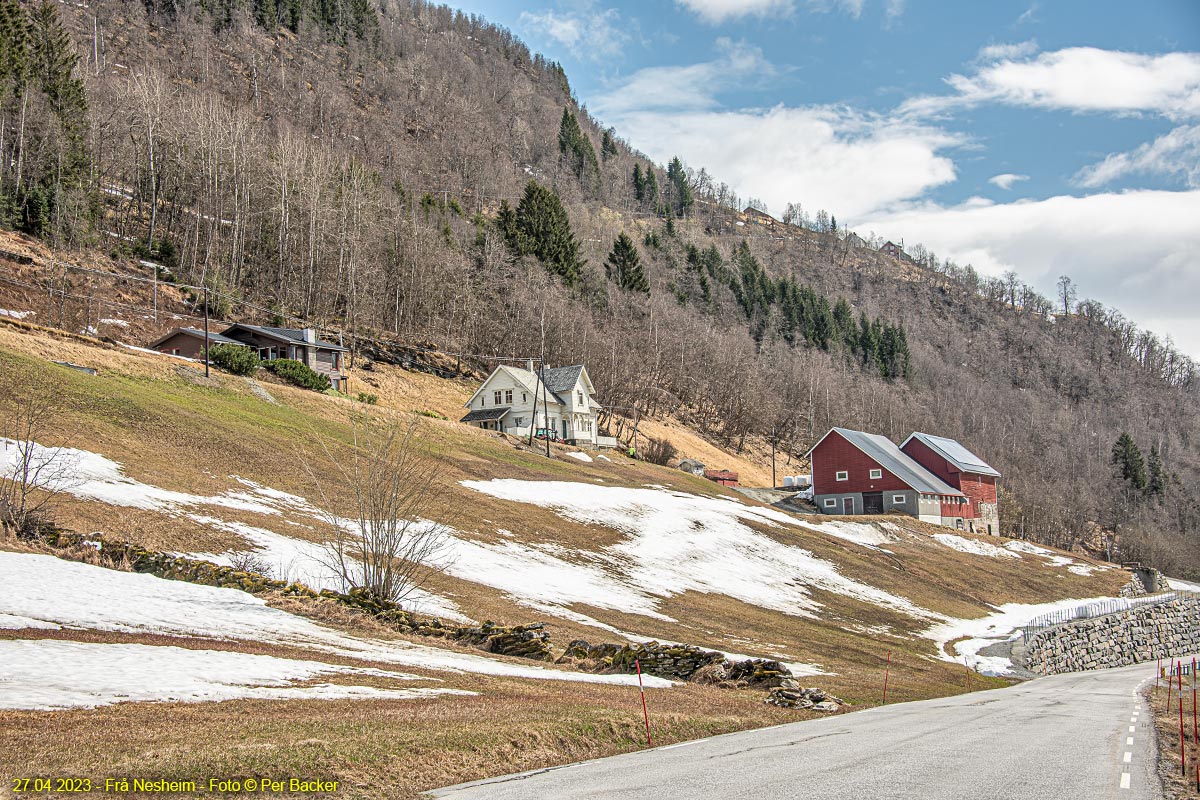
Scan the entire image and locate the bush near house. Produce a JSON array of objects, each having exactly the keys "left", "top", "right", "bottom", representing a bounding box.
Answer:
[
  {"left": 206, "top": 344, "right": 259, "bottom": 376},
  {"left": 262, "top": 358, "right": 330, "bottom": 391}
]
